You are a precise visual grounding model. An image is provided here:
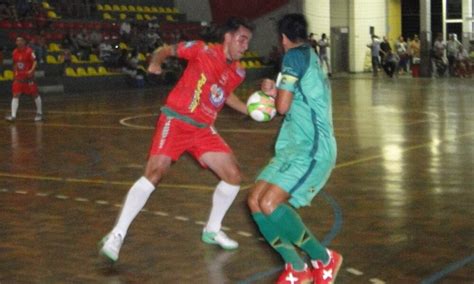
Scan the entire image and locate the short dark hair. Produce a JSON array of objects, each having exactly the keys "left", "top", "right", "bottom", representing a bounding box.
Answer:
[
  {"left": 220, "top": 17, "right": 254, "bottom": 40},
  {"left": 277, "top": 13, "right": 308, "bottom": 42}
]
